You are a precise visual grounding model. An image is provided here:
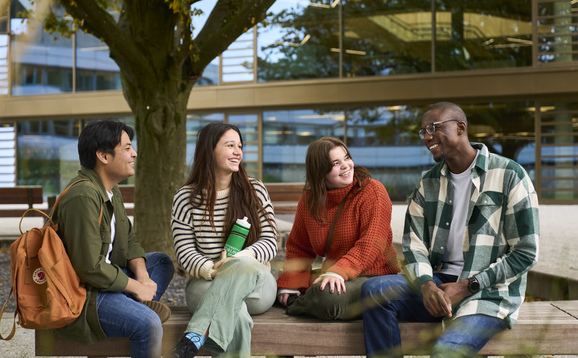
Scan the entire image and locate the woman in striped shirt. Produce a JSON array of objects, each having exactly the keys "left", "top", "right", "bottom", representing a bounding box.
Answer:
[{"left": 170, "top": 122, "right": 277, "bottom": 358}]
